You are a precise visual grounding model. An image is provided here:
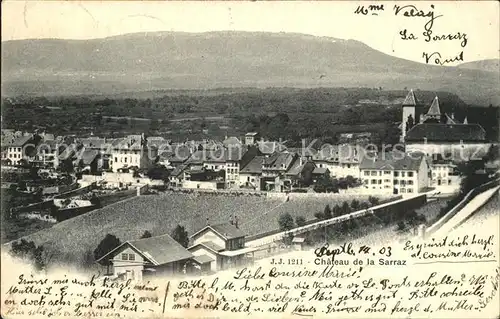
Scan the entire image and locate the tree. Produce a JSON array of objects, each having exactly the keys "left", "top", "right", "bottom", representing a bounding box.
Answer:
[
  {"left": 278, "top": 213, "right": 295, "bottom": 231},
  {"left": 10, "top": 239, "right": 46, "bottom": 271},
  {"left": 341, "top": 201, "right": 351, "bottom": 215},
  {"left": 332, "top": 204, "right": 342, "bottom": 217},
  {"left": 296, "top": 216, "right": 307, "bottom": 227},
  {"left": 368, "top": 196, "right": 380, "bottom": 206},
  {"left": 171, "top": 225, "right": 189, "bottom": 248},
  {"left": 140, "top": 230, "right": 152, "bottom": 239},
  {"left": 324, "top": 205, "right": 332, "bottom": 219},
  {"left": 350, "top": 199, "right": 360, "bottom": 211},
  {"left": 396, "top": 221, "right": 406, "bottom": 232},
  {"left": 94, "top": 234, "right": 121, "bottom": 265}
]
